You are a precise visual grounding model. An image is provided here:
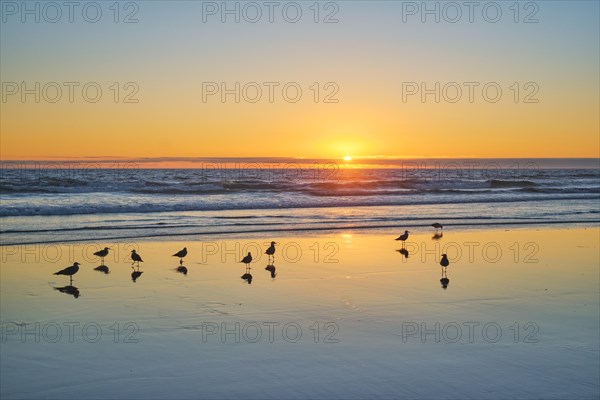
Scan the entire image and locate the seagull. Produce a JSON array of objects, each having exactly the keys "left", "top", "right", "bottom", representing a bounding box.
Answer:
[
  {"left": 93, "top": 247, "right": 111, "bottom": 265},
  {"left": 54, "top": 262, "right": 80, "bottom": 284},
  {"left": 173, "top": 247, "right": 187, "bottom": 265},
  {"left": 241, "top": 252, "right": 252, "bottom": 265},
  {"left": 265, "top": 242, "right": 277, "bottom": 261},
  {"left": 395, "top": 230, "right": 409, "bottom": 247},
  {"left": 131, "top": 250, "right": 143, "bottom": 268},
  {"left": 440, "top": 254, "right": 449, "bottom": 268},
  {"left": 432, "top": 223, "right": 443, "bottom": 231},
  {"left": 241, "top": 252, "right": 253, "bottom": 283}
]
